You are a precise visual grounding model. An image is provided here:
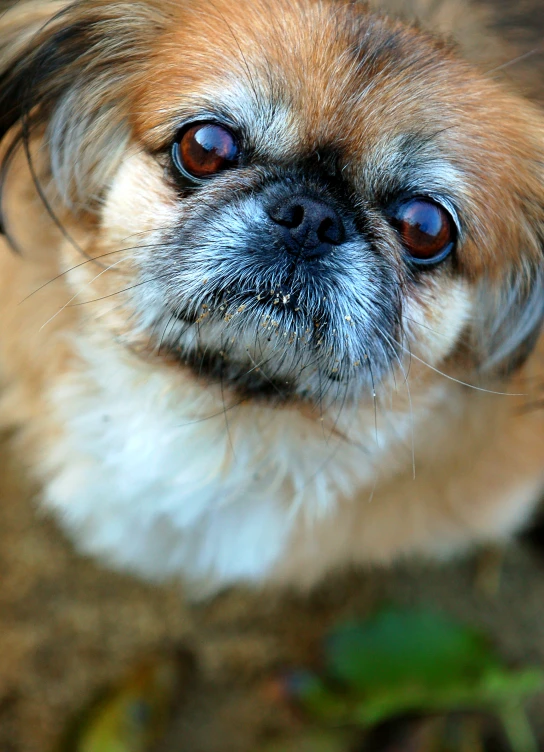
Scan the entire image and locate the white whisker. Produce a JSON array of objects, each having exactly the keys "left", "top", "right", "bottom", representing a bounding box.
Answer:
[
  {"left": 393, "top": 339, "right": 525, "bottom": 397},
  {"left": 38, "top": 258, "right": 125, "bottom": 331}
]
